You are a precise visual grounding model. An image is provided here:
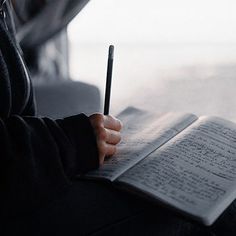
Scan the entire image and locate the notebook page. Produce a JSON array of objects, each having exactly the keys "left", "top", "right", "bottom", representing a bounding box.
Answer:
[
  {"left": 118, "top": 116, "right": 236, "bottom": 225},
  {"left": 86, "top": 107, "right": 197, "bottom": 181}
]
